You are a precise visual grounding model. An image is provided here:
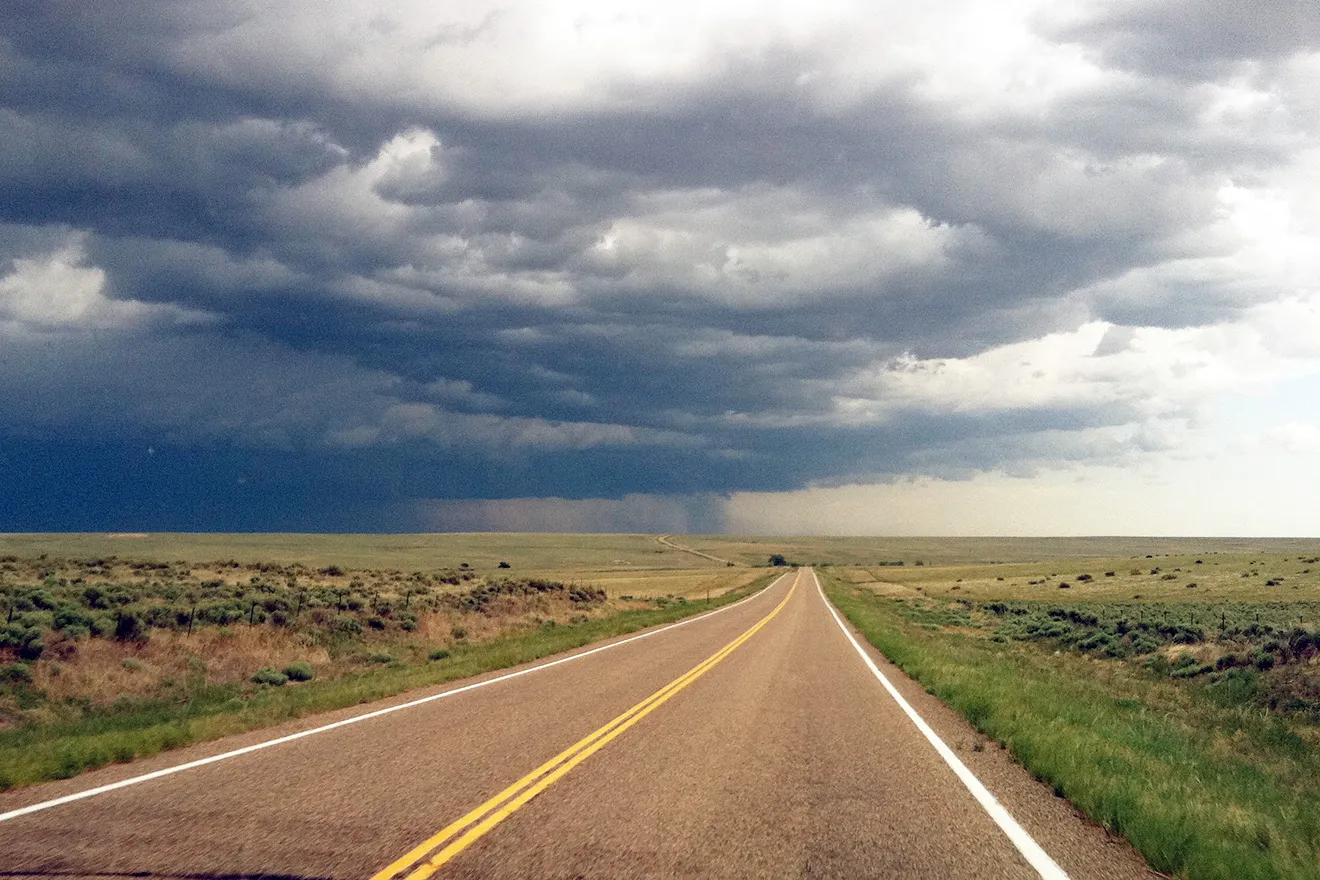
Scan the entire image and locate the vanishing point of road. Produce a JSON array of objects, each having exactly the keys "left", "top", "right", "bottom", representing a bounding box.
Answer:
[{"left": 0, "top": 570, "right": 1157, "bottom": 879}]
